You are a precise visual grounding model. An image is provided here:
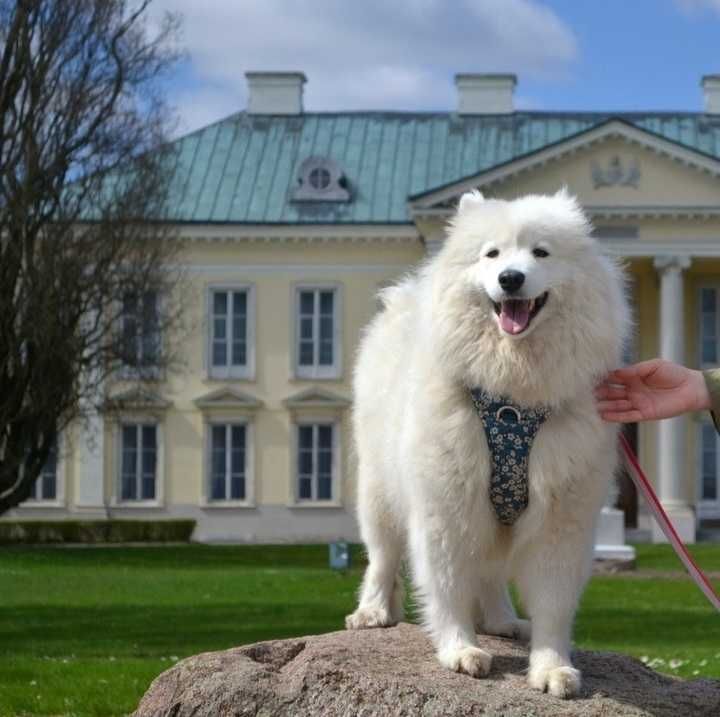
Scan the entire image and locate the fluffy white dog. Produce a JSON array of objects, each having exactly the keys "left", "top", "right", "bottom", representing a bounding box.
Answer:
[{"left": 346, "top": 190, "right": 629, "bottom": 699}]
